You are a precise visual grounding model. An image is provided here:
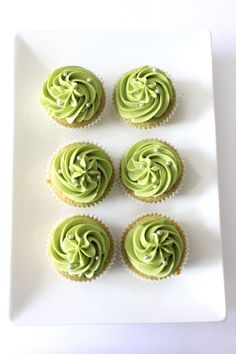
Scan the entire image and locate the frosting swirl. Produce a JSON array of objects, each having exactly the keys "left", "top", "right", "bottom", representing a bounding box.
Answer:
[
  {"left": 121, "top": 139, "right": 183, "bottom": 199},
  {"left": 124, "top": 215, "right": 185, "bottom": 278},
  {"left": 40, "top": 66, "right": 104, "bottom": 124},
  {"left": 49, "top": 216, "right": 112, "bottom": 279},
  {"left": 50, "top": 143, "right": 113, "bottom": 205},
  {"left": 115, "top": 66, "right": 174, "bottom": 123}
]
